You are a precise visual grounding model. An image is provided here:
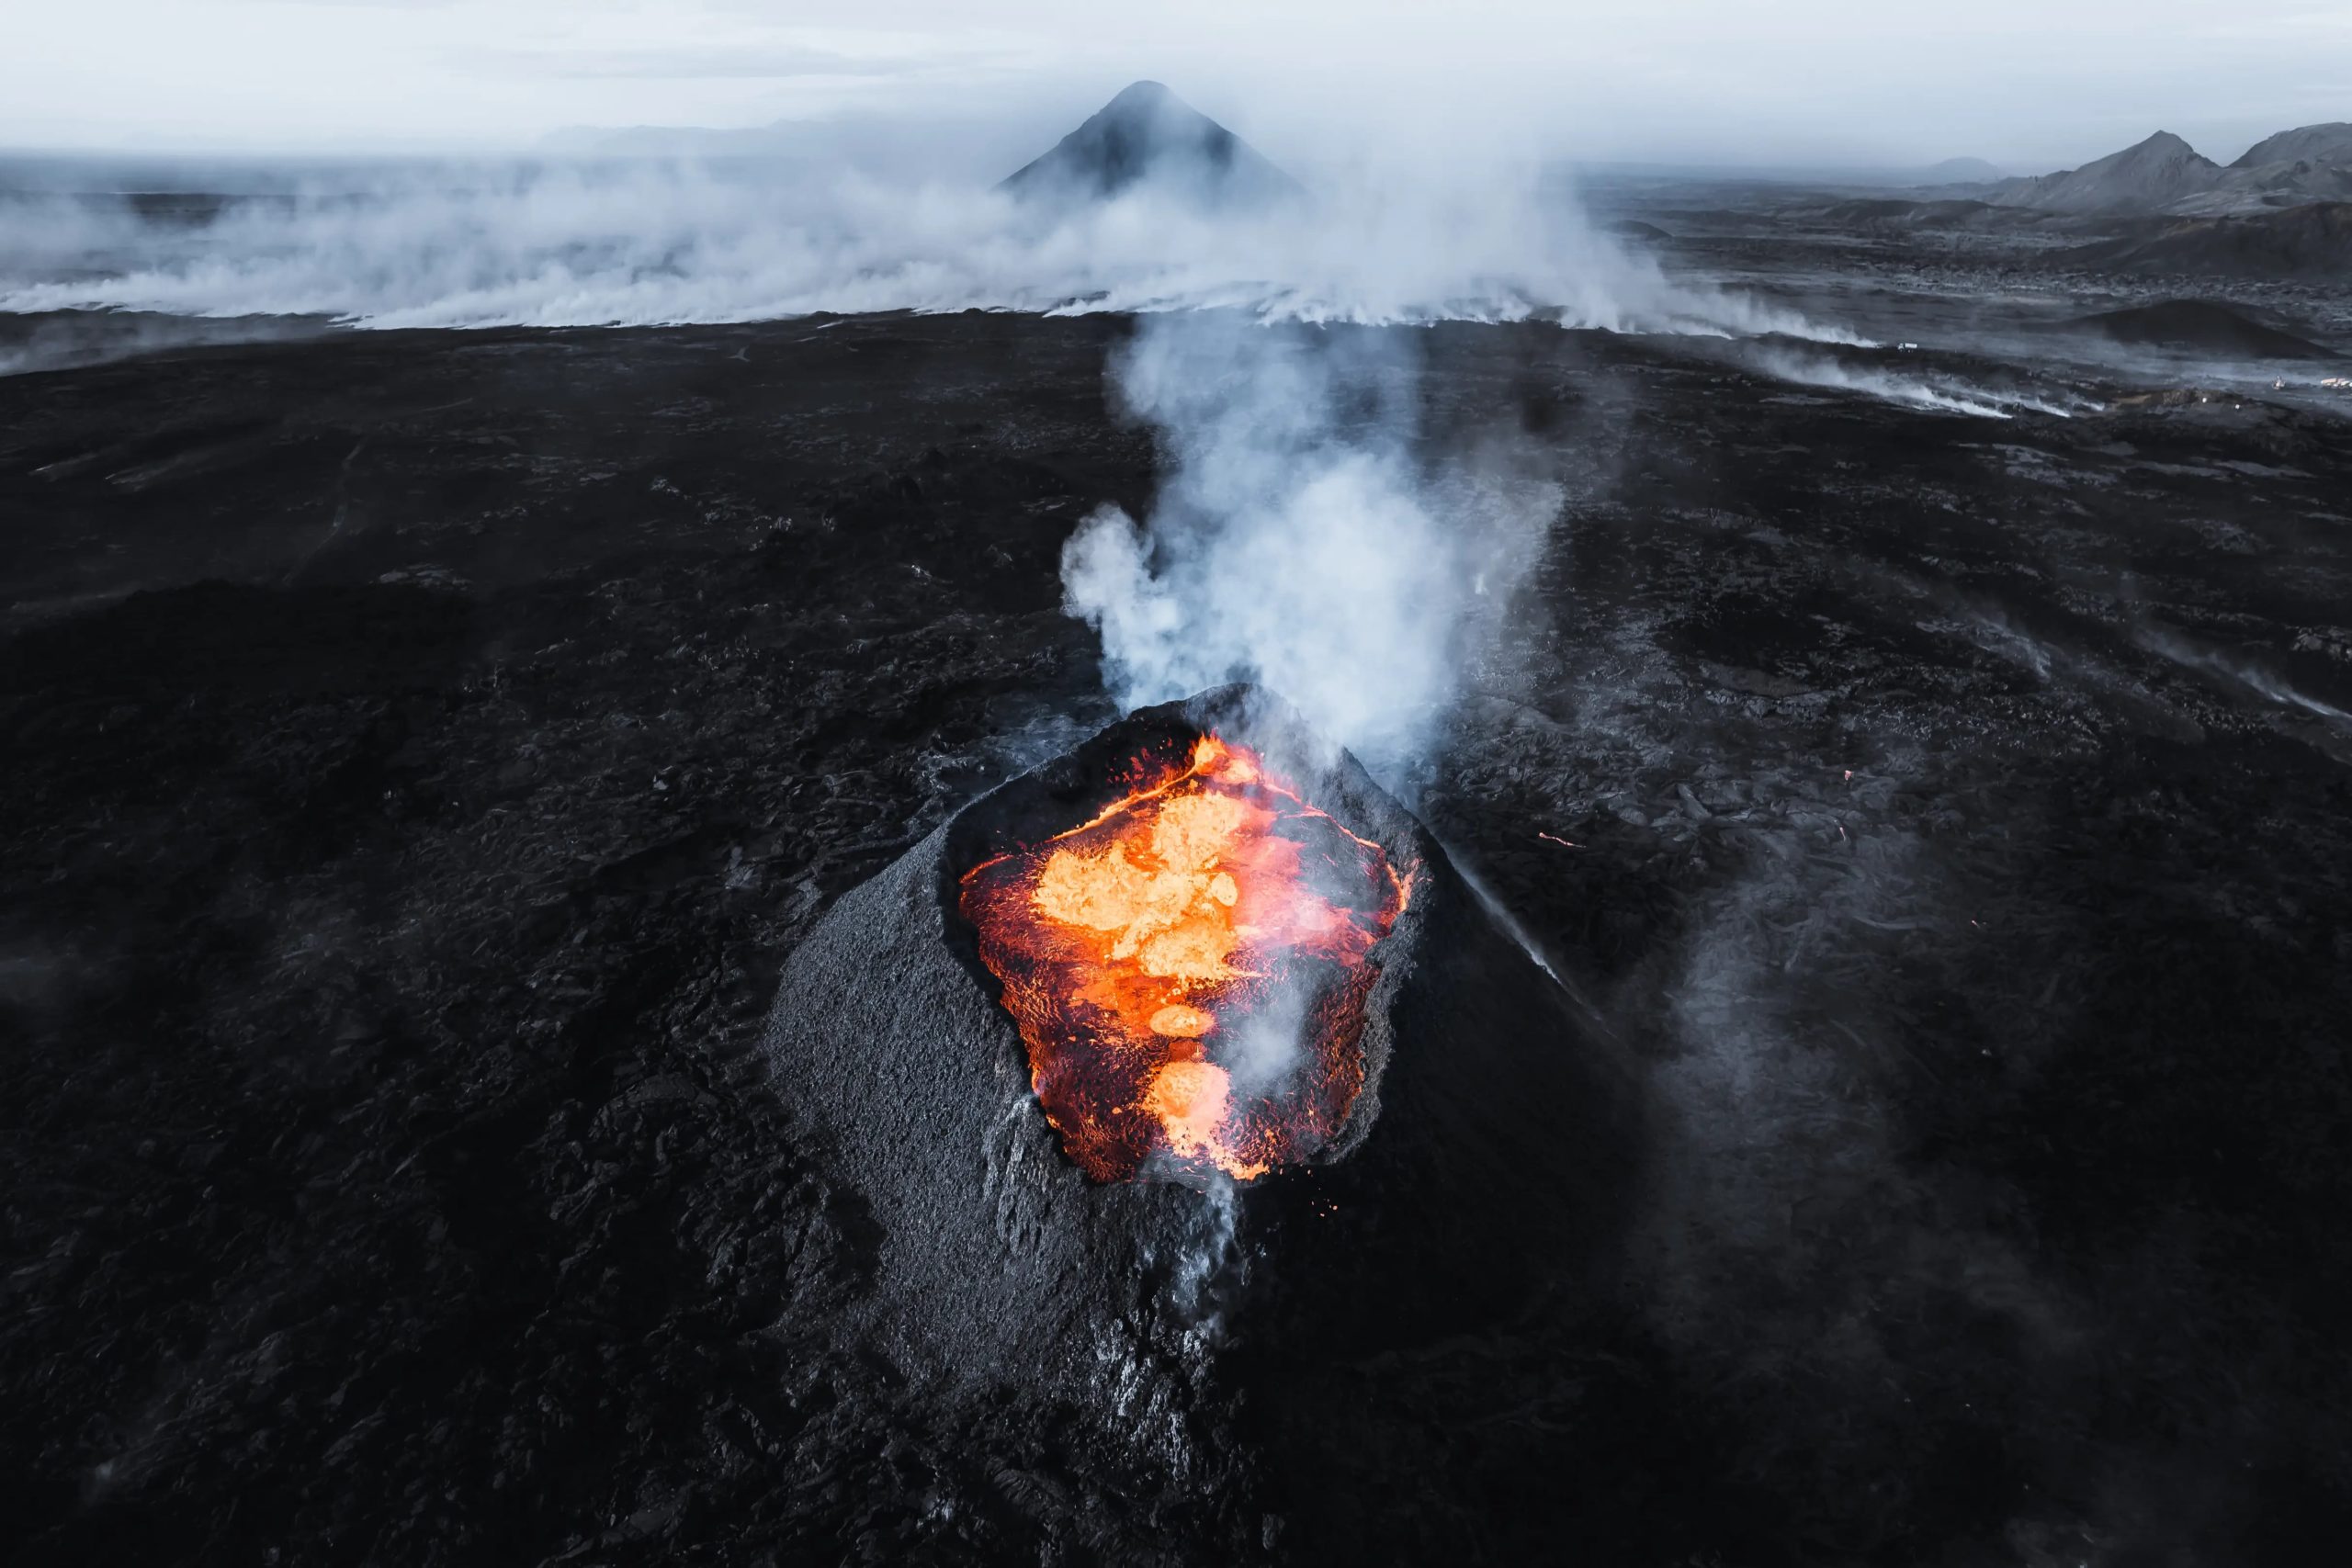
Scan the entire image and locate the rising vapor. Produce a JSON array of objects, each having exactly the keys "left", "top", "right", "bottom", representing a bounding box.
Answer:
[{"left": 1061, "top": 310, "right": 1557, "bottom": 772}]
